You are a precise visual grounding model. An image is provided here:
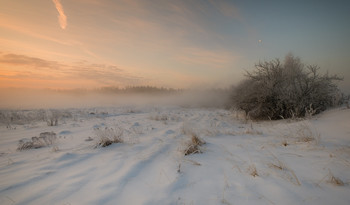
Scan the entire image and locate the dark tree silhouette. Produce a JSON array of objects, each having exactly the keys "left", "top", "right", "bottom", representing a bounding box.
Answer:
[{"left": 230, "top": 54, "right": 343, "bottom": 120}]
